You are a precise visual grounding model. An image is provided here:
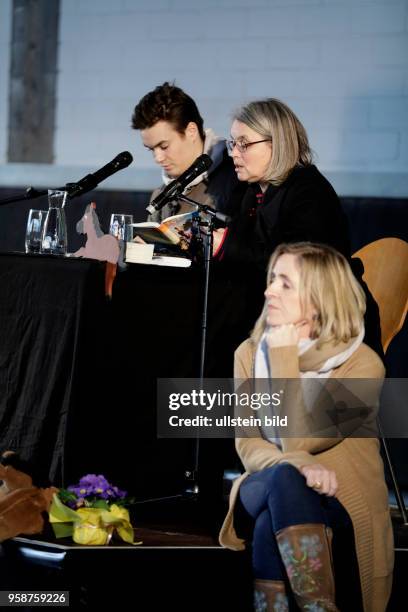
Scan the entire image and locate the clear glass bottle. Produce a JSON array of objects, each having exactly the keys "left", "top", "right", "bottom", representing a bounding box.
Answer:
[{"left": 41, "top": 190, "right": 68, "bottom": 255}]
